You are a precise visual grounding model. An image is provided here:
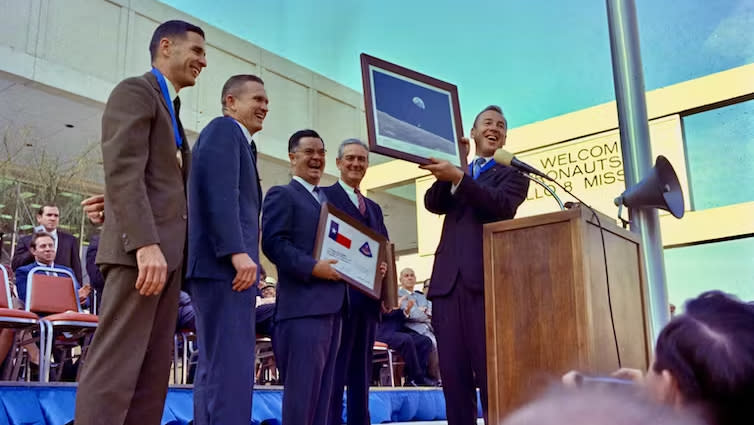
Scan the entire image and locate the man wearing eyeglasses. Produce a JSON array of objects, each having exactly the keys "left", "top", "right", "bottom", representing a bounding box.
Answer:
[{"left": 262, "top": 129, "right": 344, "bottom": 425}]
